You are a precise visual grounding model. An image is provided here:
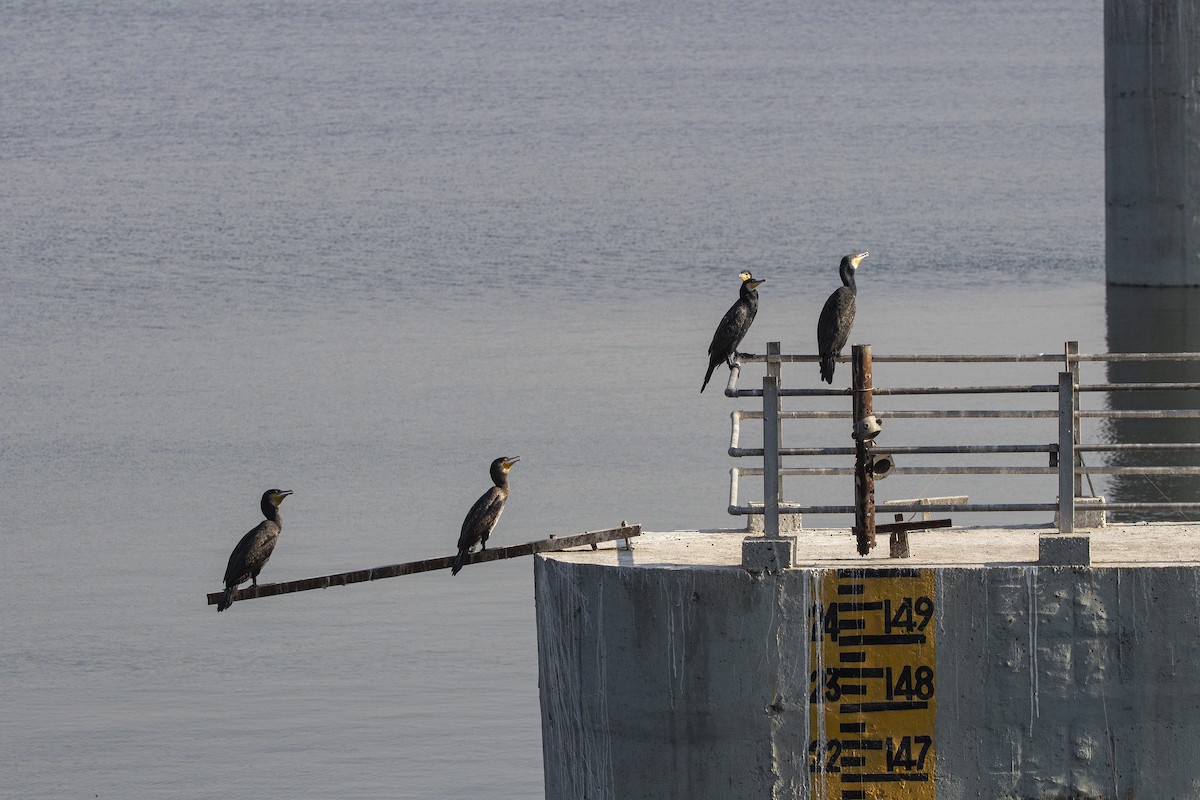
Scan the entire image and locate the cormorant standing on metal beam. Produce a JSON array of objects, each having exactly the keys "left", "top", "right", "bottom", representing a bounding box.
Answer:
[
  {"left": 217, "top": 489, "right": 293, "bottom": 612},
  {"left": 452, "top": 456, "right": 519, "bottom": 575},
  {"left": 702, "top": 271, "right": 765, "bottom": 393},
  {"left": 817, "top": 252, "right": 868, "bottom": 384}
]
